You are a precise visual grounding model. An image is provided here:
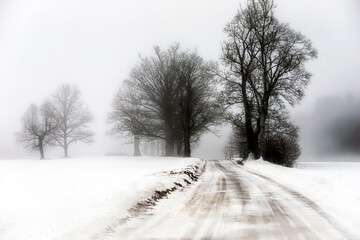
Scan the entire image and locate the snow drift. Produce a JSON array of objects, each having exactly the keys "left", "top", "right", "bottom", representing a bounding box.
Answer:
[{"left": 0, "top": 156, "right": 204, "bottom": 240}]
